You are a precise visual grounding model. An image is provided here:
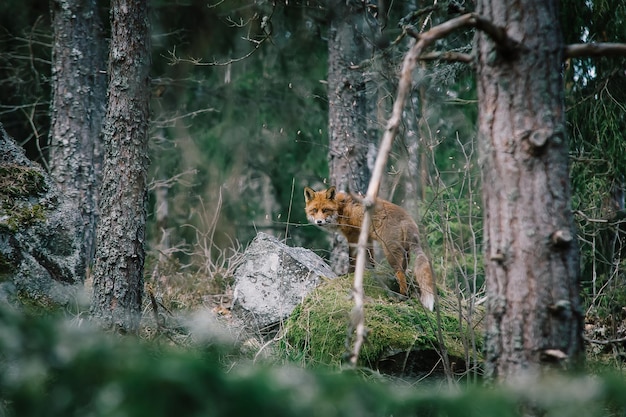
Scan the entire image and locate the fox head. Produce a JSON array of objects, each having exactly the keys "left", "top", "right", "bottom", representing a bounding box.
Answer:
[{"left": 304, "top": 186, "right": 339, "bottom": 227}]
